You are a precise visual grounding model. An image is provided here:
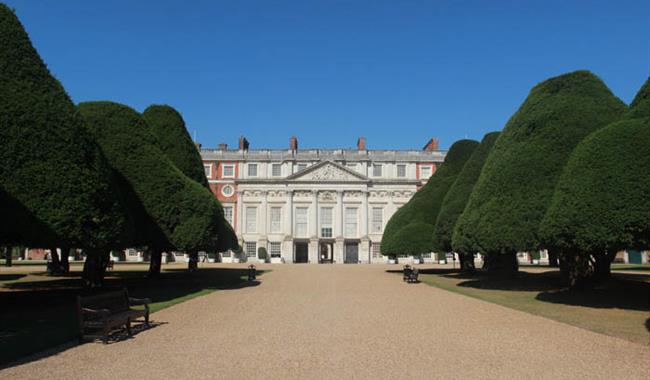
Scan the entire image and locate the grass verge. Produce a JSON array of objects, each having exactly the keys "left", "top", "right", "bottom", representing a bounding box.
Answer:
[
  {"left": 415, "top": 268, "right": 649, "bottom": 346},
  {"left": 0, "top": 263, "right": 264, "bottom": 366}
]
